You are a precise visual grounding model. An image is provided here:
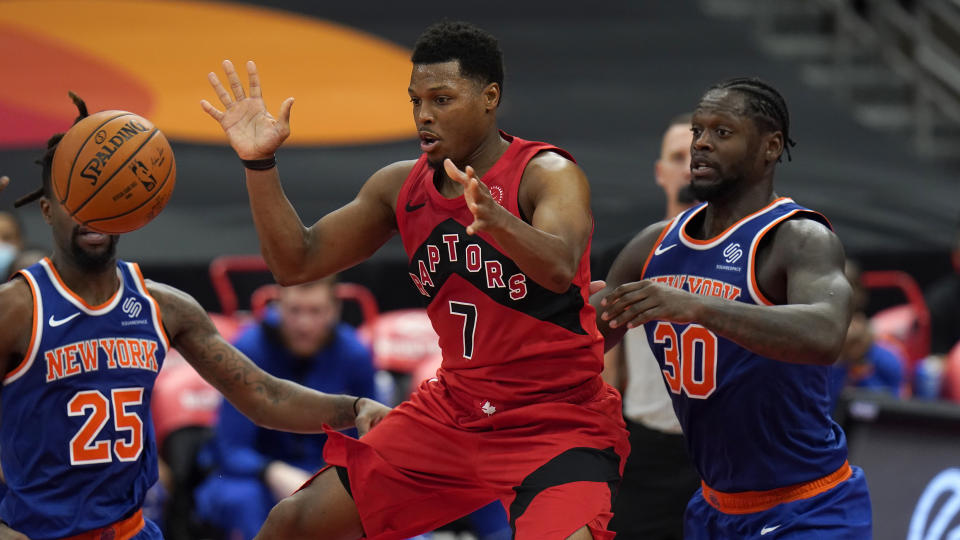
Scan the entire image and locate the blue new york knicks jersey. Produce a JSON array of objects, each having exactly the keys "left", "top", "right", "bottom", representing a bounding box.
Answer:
[
  {"left": 641, "top": 198, "right": 848, "bottom": 493},
  {"left": 1, "top": 258, "right": 167, "bottom": 538}
]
